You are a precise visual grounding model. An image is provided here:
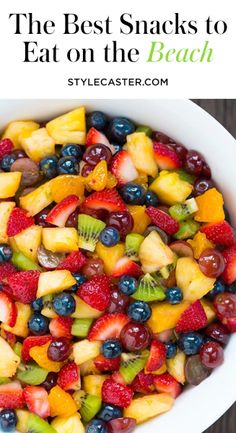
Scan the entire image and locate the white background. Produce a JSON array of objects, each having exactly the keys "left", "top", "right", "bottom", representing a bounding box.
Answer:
[{"left": 0, "top": 0, "right": 235, "bottom": 98}]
